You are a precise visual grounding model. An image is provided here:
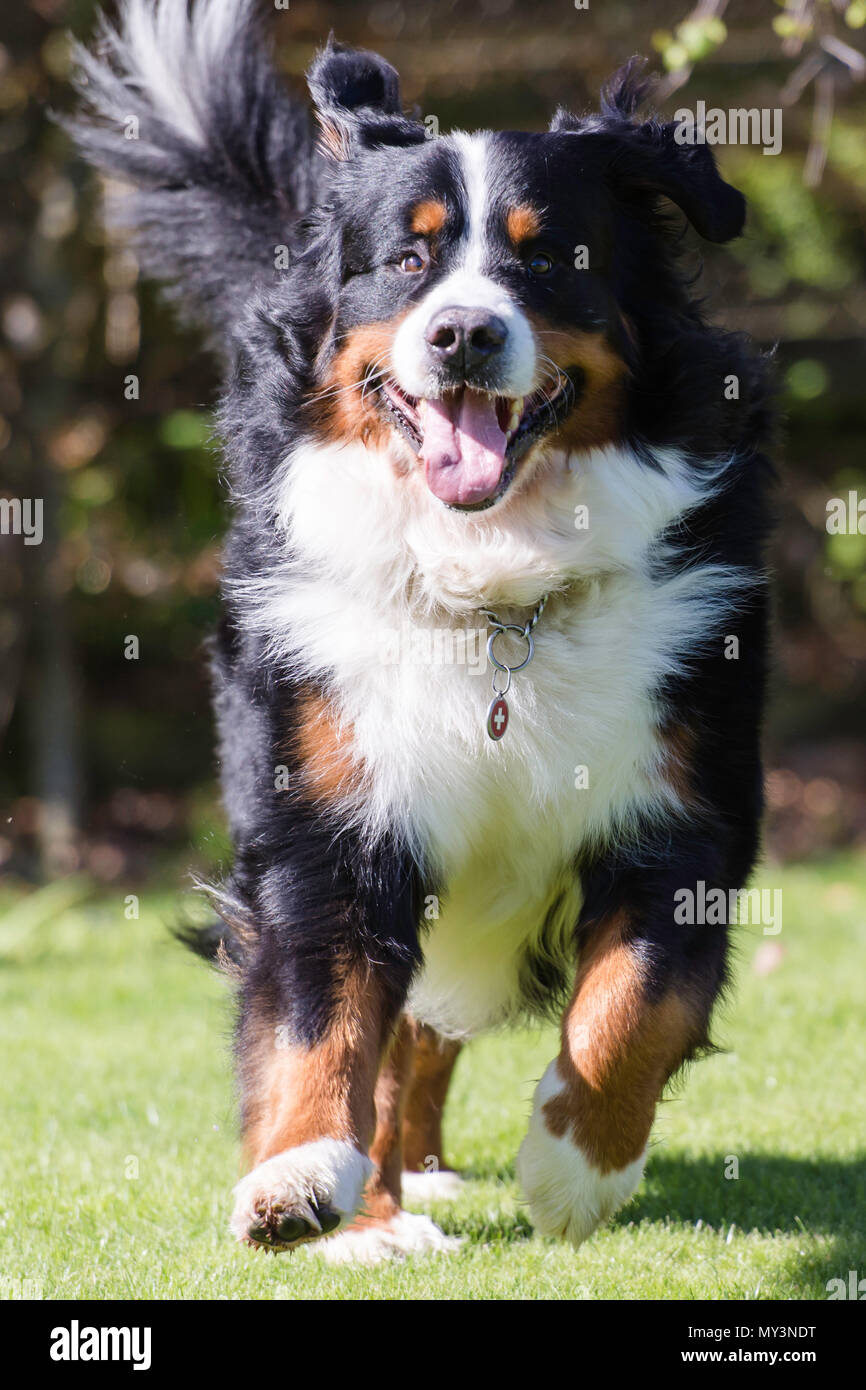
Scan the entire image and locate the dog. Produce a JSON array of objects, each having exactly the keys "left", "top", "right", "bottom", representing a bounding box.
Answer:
[{"left": 70, "top": 0, "right": 773, "bottom": 1261}]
